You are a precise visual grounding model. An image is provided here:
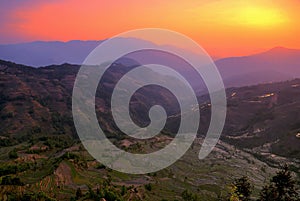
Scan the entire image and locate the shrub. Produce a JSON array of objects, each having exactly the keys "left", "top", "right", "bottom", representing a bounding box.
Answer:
[
  {"left": 144, "top": 183, "right": 152, "bottom": 191},
  {"left": 181, "top": 189, "right": 199, "bottom": 201},
  {"left": 8, "top": 148, "right": 18, "bottom": 159}
]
